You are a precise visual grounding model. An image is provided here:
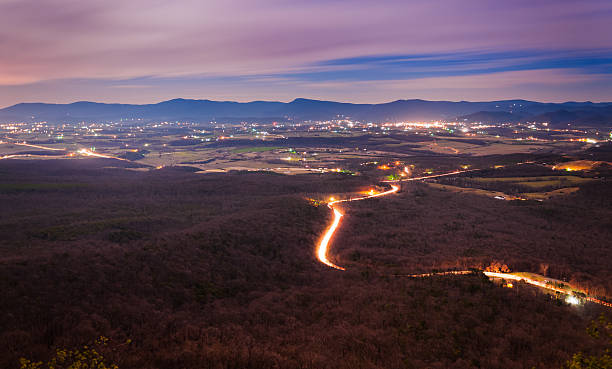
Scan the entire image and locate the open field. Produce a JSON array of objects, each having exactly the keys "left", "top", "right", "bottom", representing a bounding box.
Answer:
[
  {"left": 470, "top": 175, "right": 591, "bottom": 183},
  {"left": 522, "top": 187, "right": 581, "bottom": 200},
  {"left": 426, "top": 182, "right": 584, "bottom": 202},
  {"left": 469, "top": 175, "right": 595, "bottom": 190},
  {"left": 553, "top": 160, "right": 612, "bottom": 171},
  {"left": 231, "top": 146, "right": 282, "bottom": 153},
  {"left": 515, "top": 178, "right": 594, "bottom": 189},
  {"left": 425, "top": 182, "right": 513, "bottom": 199},
  {"left": 399, "top": 134, "right": 590, "bottom": 156}
]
